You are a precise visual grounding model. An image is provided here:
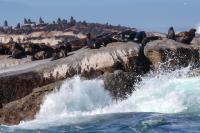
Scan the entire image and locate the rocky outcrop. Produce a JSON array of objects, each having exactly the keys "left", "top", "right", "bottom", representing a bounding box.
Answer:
[
  {"left": 1, "top": 37, "right": 200, "bottom": 125},
  {"left": 0, "top": 42, "right": 142, "bottom": 105},
  {"left": 0, "top": 69, "right": 142, "bottom": 125},
  {"left": 0, "top": 31, "right": 85, "bottom": 46},
  {"left": 0, "top": 81, "right": 62, "bottom": 125},
  {"left": 191, "top": 37, "right": 200, "bottom": 54},
  {"left": 0, "top": 55, "right": 32, "bottom": 70},
  {"left": 144, "top": 38, "right": 199, "bottom": 70}
]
